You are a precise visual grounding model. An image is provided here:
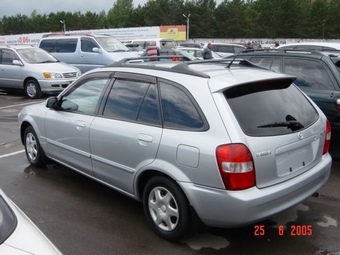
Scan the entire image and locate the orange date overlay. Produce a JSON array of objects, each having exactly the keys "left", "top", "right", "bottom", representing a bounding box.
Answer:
[{"left": 254, "top": 225, "right": 313, "bottom": 236}]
